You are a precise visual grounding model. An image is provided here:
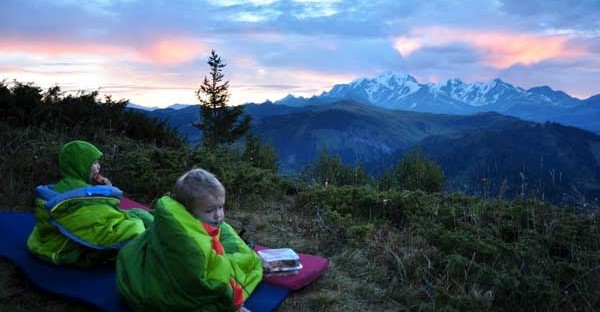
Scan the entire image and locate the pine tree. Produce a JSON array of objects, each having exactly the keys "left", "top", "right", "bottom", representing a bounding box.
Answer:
[{"left": 194, "top": 50, "right": 251, "bottom": 148}]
